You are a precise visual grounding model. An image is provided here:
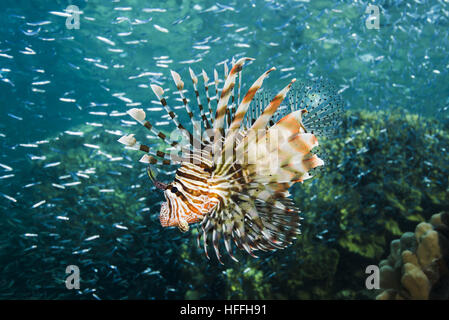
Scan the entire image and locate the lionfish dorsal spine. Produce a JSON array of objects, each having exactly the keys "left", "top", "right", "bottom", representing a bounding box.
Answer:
[
  {"left": 117, "top": 133, "right": 180, "bottom": 167},
  {"left": 214, "top": 67, "right": 277, "bottom": 174},
  {"left": 213, "top": 68, "right": 219, "bottom": 115},
  {"left": 201, "top": 69, "right": 215, "bottom": 125},
  {"left": 237, "top": 62, "right": 242, "bottom": 107},
  {"left": 150, "top": 84, "right": 205, "bottom": 153},
  {"left": 126, "top": 108, "right": 180, "bottom": 150},
  {"left": 169, "top": 70, "right": 201, "bottom": 137},
  {"left": 188, "top": 67, "right": 212, "bottom": 132},
  {"left": 227, "top": 57, "right": 238, "bottom": 127}
]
